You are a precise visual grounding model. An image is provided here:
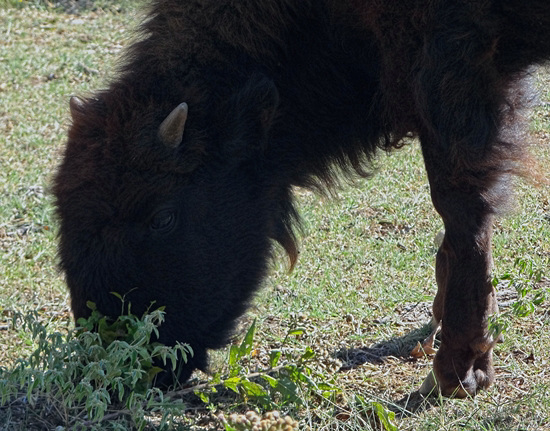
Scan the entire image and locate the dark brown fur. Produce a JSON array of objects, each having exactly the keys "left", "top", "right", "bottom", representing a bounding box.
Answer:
[{"left": 54, "top": 0, "right": 550, "bottom": 394}]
